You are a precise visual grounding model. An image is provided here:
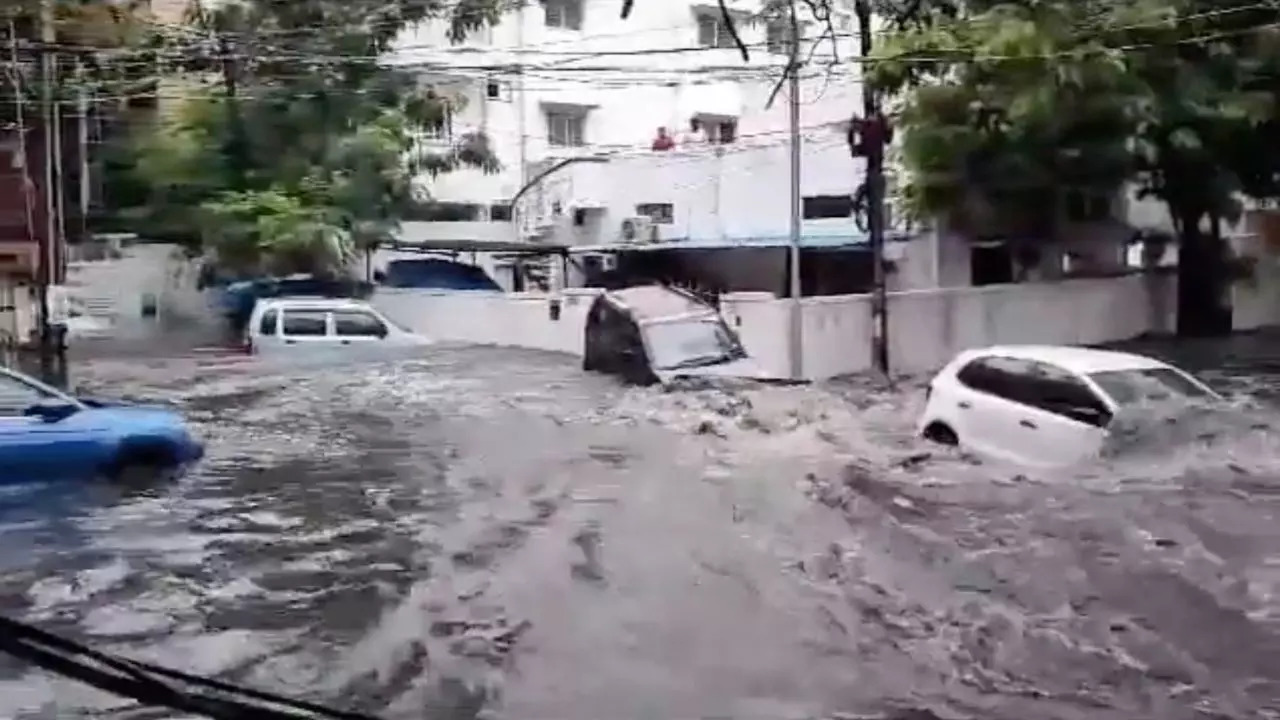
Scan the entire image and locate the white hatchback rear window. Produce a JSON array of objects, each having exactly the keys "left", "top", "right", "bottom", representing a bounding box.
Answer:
[{"left": 1089, "top": 367, "right": 1211, "bottom": 405}]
